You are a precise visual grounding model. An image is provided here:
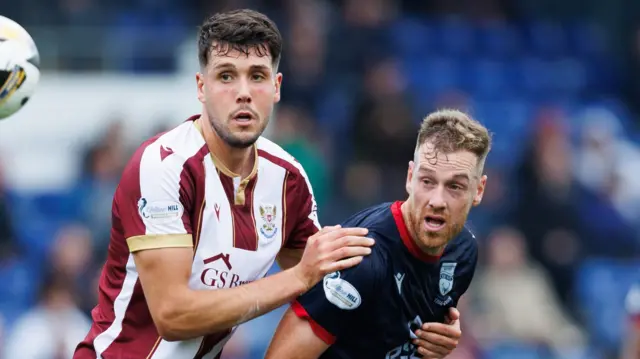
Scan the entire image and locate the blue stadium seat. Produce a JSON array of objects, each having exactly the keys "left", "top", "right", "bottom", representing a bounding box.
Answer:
[
  {"left": 389, "top": 19, "right": 433, "bottom": 58},
  {"left": 576, "top": 259, "right": 639, "bottom": 351},
  {"left": 565, "top": 22, "right": 607, "bottom": 59},
  {"left": 483, "top": 342, "right": 549, "bottom": 359},
  {"left": 433, "top": 18, "right": 475, "bottom": 56},
  {"left": 517, "top": 56, "right": 552, "bottom": 97},
  {"left": 525, "top": 21, "right": 568, "bottom": 57},
  {"left": 0, "top": 259, "right": 40, "bottom": 328},
  {"left": 549, "top": 57, "right": 587, "bottom": 96},
  {"left": 476, "top": 22, "right": 521, "bottom": 58},
  {"left": 470, "top": 99, "right": 532, "bottom": 168},
  {"left": 466, "top": 58, "right": 513, "bottom": 98},
  {"left": 404, "top": 56, "right": 462, "bottom": 96}
]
